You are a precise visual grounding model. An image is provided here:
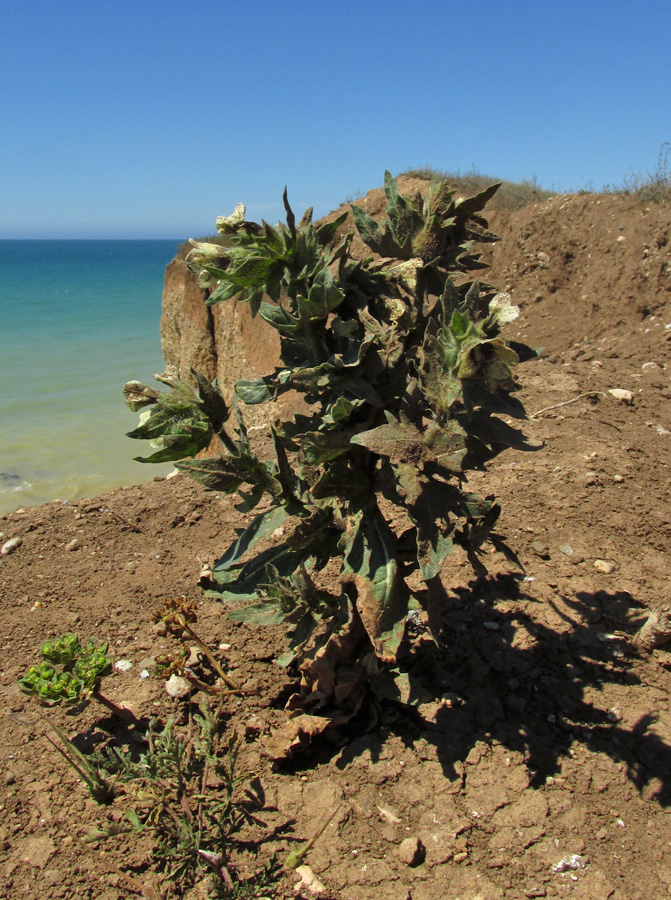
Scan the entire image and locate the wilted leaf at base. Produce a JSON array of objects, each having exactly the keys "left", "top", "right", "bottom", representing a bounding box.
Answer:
[
  {"left": 341, "top": 509, "right": 409, "bottom": 663},
  {"left": 260, "top": 714, "right": 334, "bottom": 761}
]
